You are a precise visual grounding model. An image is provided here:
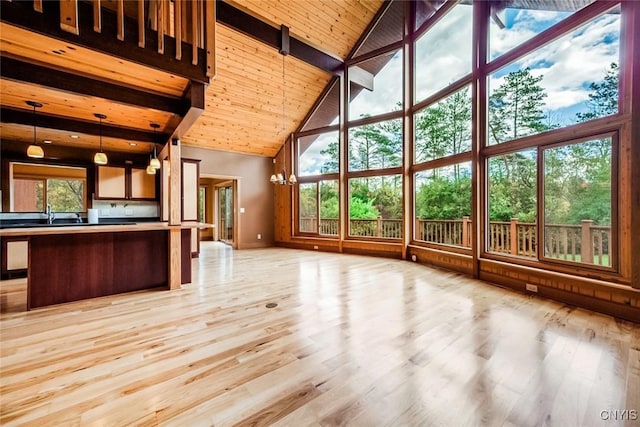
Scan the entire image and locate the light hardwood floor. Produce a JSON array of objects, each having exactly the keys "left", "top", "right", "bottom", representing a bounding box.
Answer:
[{"left": 1, "top": 242, "right": 639, "bottom": 426}]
